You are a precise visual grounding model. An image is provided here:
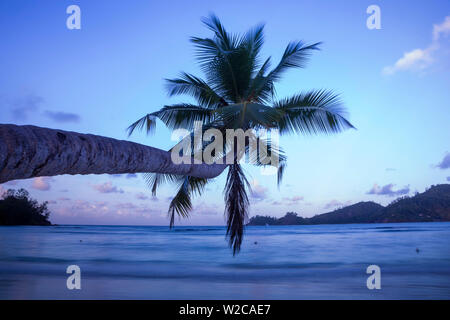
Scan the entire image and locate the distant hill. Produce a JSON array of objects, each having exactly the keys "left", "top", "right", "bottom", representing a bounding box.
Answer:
[
  {"left": 308, "top": 201, "right": 383, "bottom": 224},
  {"left": 378, "top": 184, "right": 450, "bottom": 223},
  {"left": 247, "top": 184, "right": 450, "bottom": 226}
]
